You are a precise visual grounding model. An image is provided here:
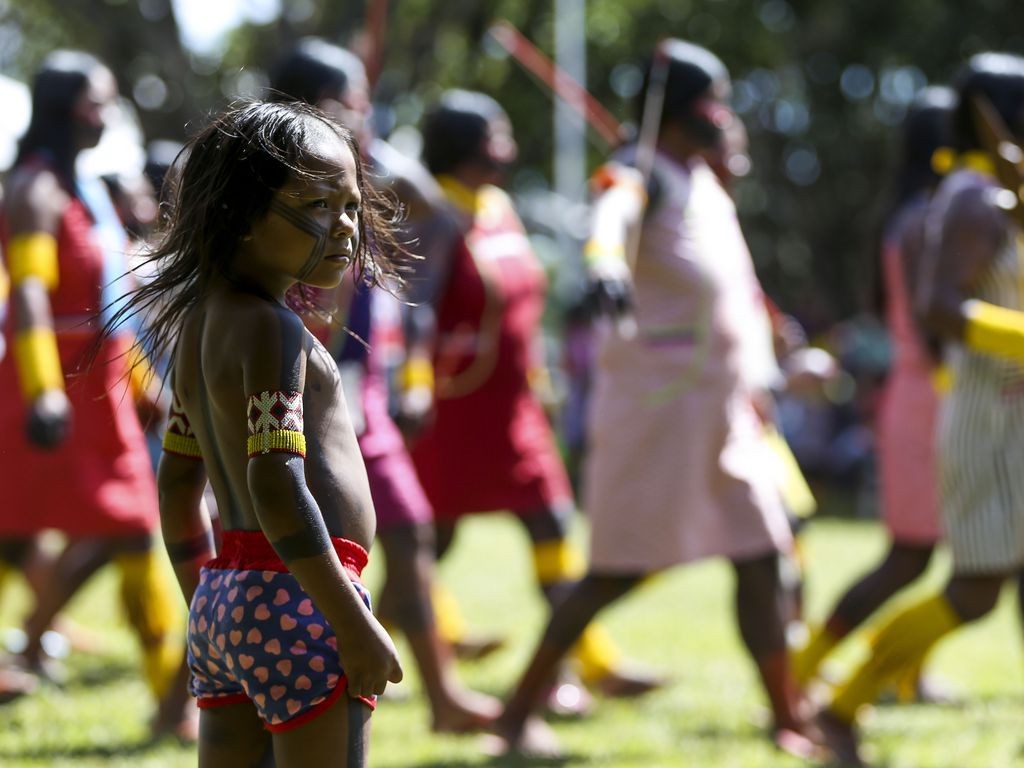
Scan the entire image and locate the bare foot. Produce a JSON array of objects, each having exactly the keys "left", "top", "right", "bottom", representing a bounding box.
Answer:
[
  {"left": 431, "top": 689, "right": 502, "bottom": 734},
  {"left": 772, "top": 727, "right": 820, "bottom": 761},
  {"left": 0, "top": 666, "right": 38, "bottom": 704},
  {"left": 481, "top": 715, "right": 563, "bottom": 760},
  {"left": 814, "top": 709, "right": 867, "bottom": 767},
  {"left": 452, "top": 633, "right": 505, "bottom": 661},
  {"left": 589, "top": 666, "right": 667, "bottom": 699}
]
